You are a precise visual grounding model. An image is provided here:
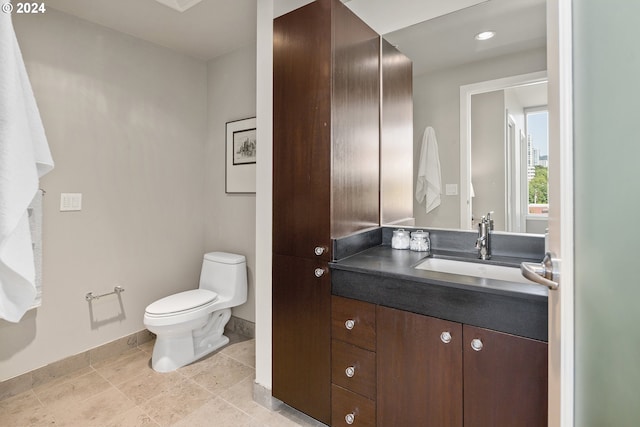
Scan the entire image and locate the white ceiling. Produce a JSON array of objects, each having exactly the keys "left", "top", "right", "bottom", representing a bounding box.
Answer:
[
  {"left": 43, "top": 0, "right": 489, "bottom": 62},
  {"left": 346, "top": 0, "right": 485, "bottom": 35},
  {"left": 45, "top": 0, "right": 257, "bottom": 61},
  {"left": 507, "top": 82, "right": 548, "bottom": 108},
  {"left": 43, "top": 0, "right": 545, "bottom": 73},
  {"left": 384, "top": 0, "right": 547, "bottom": 75}
]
